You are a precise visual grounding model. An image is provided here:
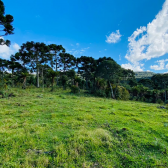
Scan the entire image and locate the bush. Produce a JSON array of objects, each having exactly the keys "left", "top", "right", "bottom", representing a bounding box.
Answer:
[
  {"left": 166, "top": 104, "right": 168, "bottom": 109},
  {"left": 156, "top": 99, "right": 164, "bottom": 104},
  {"left": 132, "top": 96, "right": 137, "bottom": 101},
  {"left": 105, "top": 87, "right": 111, "bottom": 98},
  {"left": 71, "top": 85, "right": 80, "bottom": 94},
  {"left": 115, "top": 86, "right": 130, "bottom": 100},
  {"left": 147, "top": 97, "right": 153, "bottom": 103},
  {"left": 95, "top": 89, "right": 106, "bottom": 97},
  {"left": 122, "top": 87, "right": 130, "bottom": 100}
]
